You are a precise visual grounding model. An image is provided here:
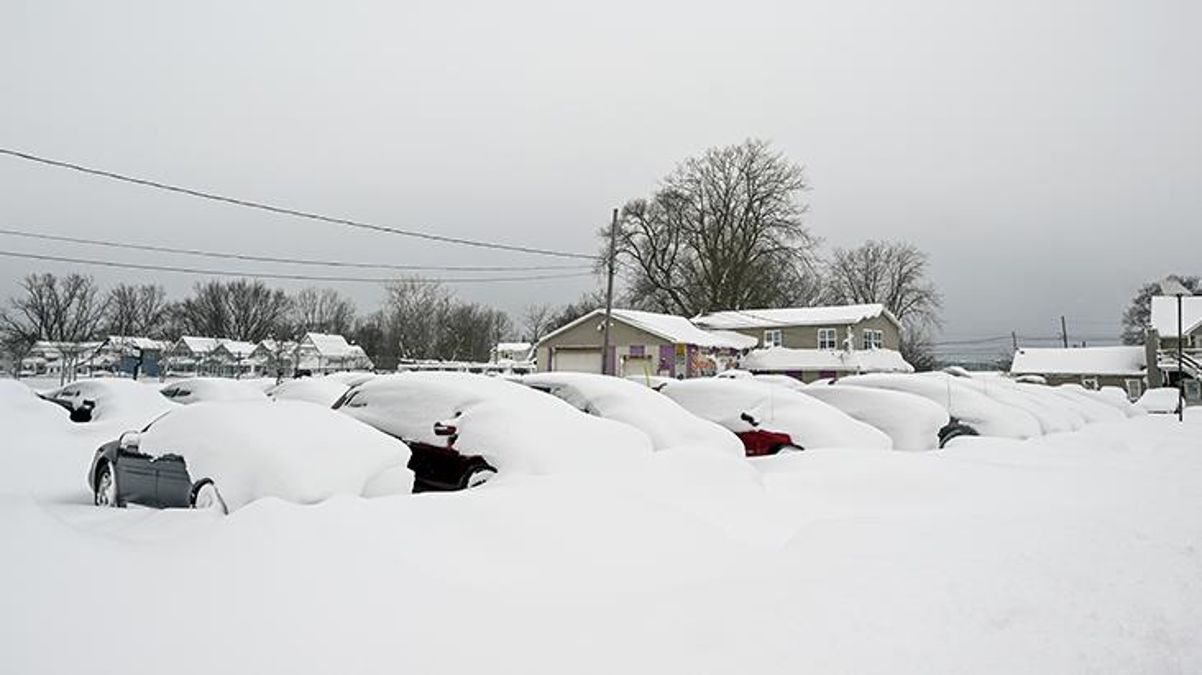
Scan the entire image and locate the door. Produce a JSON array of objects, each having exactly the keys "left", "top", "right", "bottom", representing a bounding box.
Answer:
[{"left": 553, "top": 348, "right": 602, "bottom": 374}]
